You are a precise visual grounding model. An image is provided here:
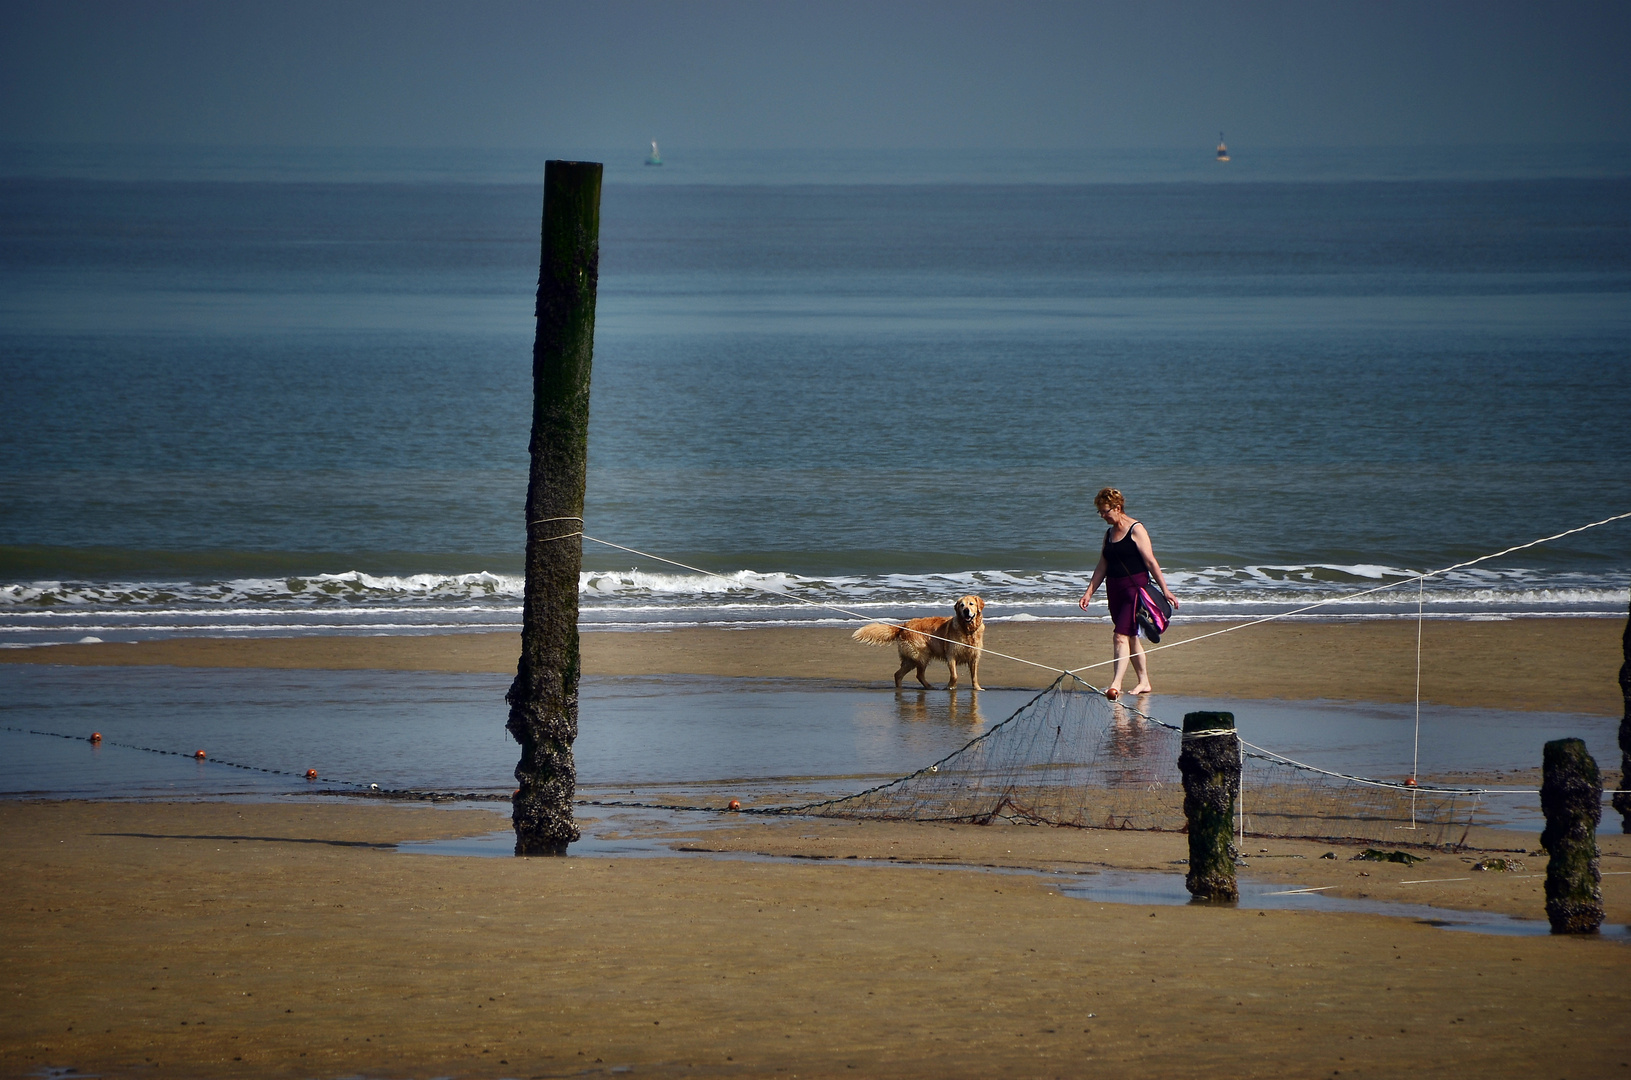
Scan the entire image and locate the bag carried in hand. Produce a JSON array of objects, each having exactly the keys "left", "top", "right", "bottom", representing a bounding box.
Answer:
[{"left": 1134, "top": 580, "right": 1173, "bottom": 643}]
